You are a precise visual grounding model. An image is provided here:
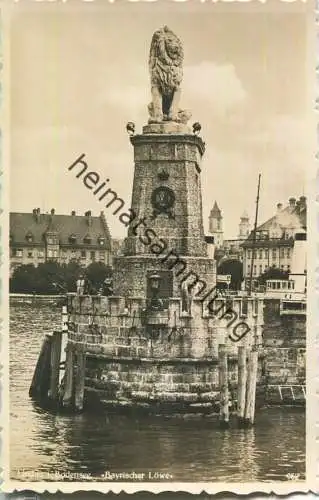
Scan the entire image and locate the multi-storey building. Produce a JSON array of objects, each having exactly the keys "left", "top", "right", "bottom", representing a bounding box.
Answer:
[
  {"left": 241, "top": 196, "right": 307, "bottom": 283},
  {"left": 10, "top": 209, "right": 112, "bottom": 275}
]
